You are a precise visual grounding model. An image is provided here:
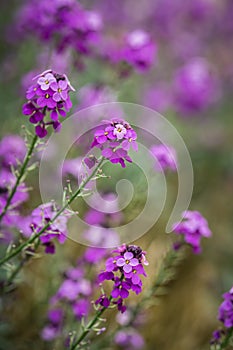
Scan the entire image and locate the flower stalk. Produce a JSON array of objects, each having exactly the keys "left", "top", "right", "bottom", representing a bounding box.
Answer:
[
  {"left": 0, "top": 134, "right": 38, "bottom": 223},
  {"left": 0, "top": 157, "right": 105, "bottom": 267}
]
